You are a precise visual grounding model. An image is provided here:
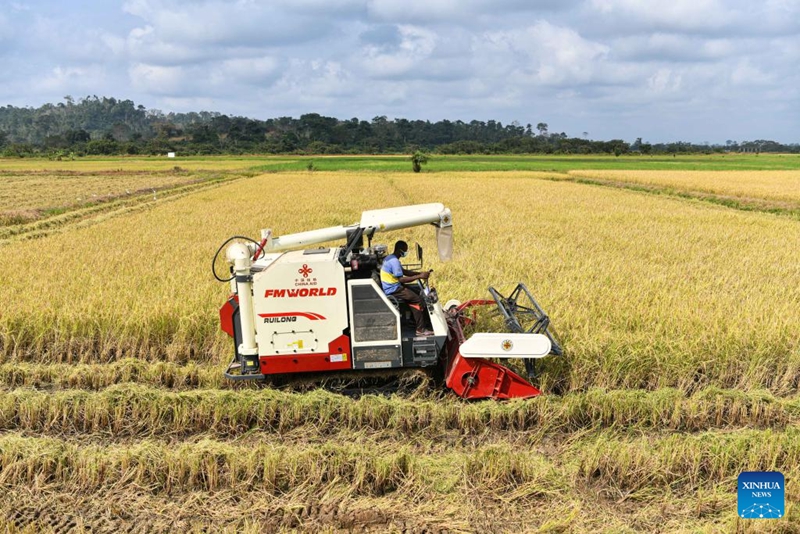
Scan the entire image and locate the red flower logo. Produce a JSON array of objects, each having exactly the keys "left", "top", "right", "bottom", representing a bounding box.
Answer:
[{"left": 298, "top": 264, "right": 313, "bottom": 278}]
